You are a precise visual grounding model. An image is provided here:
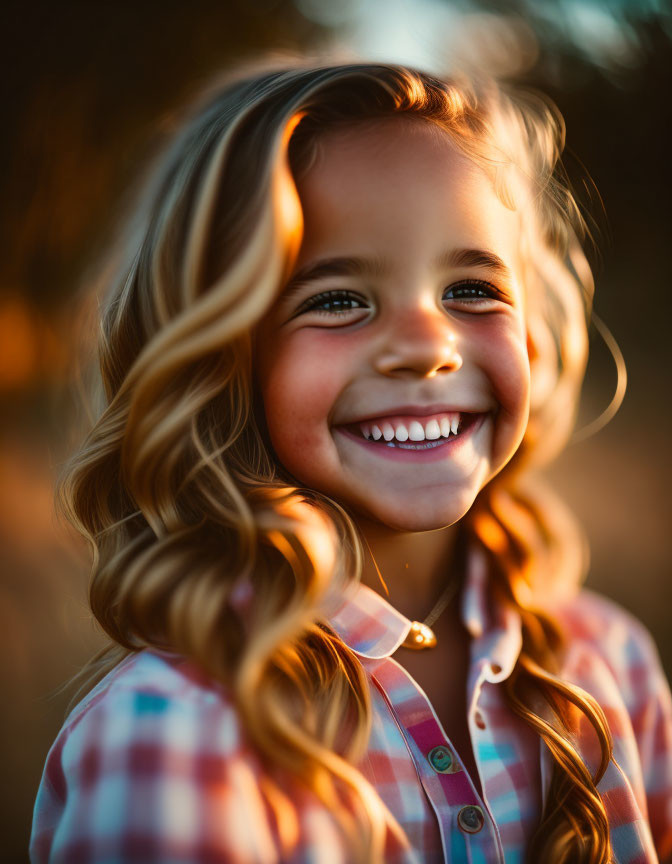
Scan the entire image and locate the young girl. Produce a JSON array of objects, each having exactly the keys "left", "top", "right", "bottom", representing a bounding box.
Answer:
[{"left": 30, "top": 60, "right": 672, "bottom": 864}]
